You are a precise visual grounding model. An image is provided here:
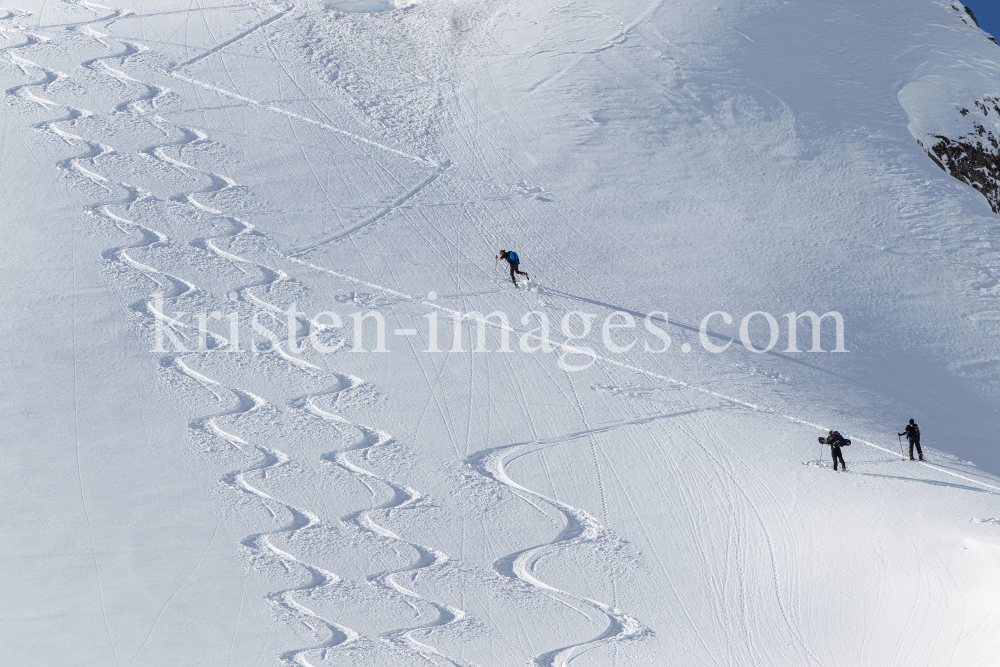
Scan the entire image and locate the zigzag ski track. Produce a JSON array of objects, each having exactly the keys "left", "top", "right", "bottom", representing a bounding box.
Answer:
[
  {"left": 467, "top": 427, "right": 654, "bottom": 667},
  {"left": 293, "top": 378, "right": 475, "bottom": 666},
  {"left": 0, "top": 23, "right": 372, "bottom": 664},
  {"left": 1, "top": 9, "right": 660, "bottom": 666}
]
